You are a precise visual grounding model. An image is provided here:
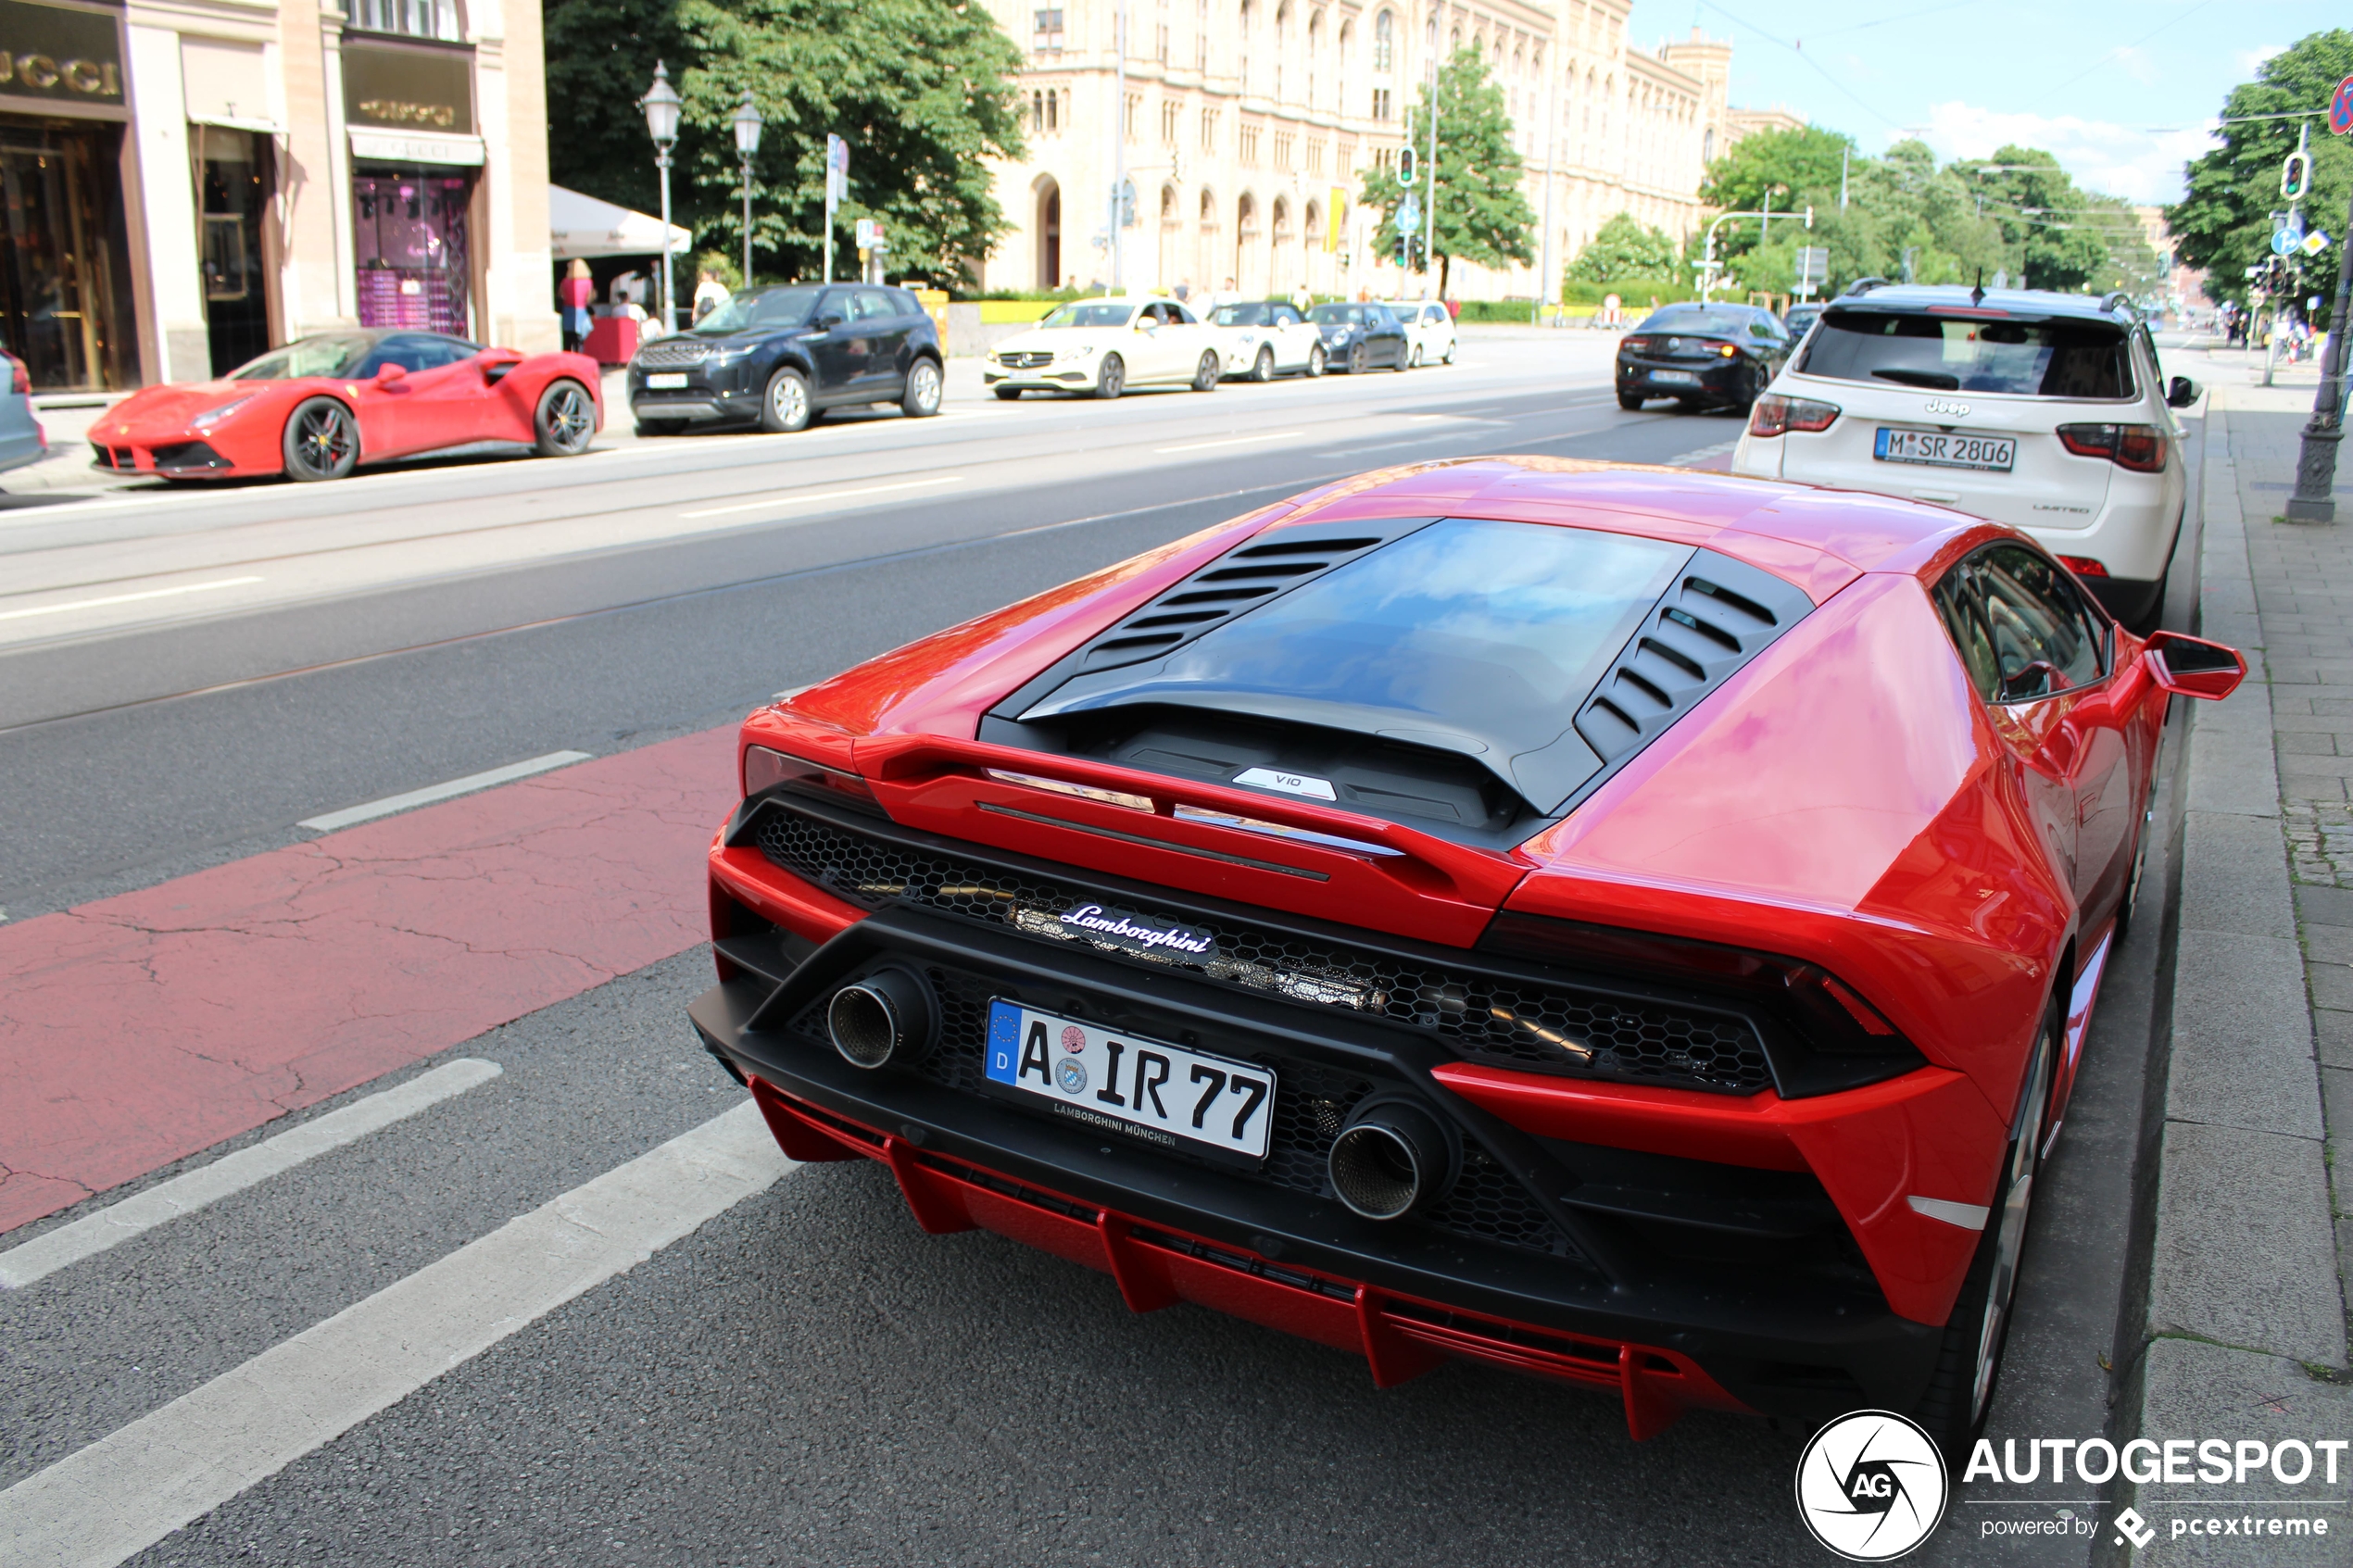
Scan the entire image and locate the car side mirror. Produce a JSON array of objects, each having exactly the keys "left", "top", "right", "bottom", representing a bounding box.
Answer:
[
  {"left": 2167, "top": 375, "right": 2200, "bottom": 408},
  {"left": 814, "top": 312, "right": 844, "bottom": 331},
  {"left": 2143, "top": 630, "right": 2245, "bottom": 700},
  {"left": 373, "top": 362, "right": 406, "bottom": 383}
]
